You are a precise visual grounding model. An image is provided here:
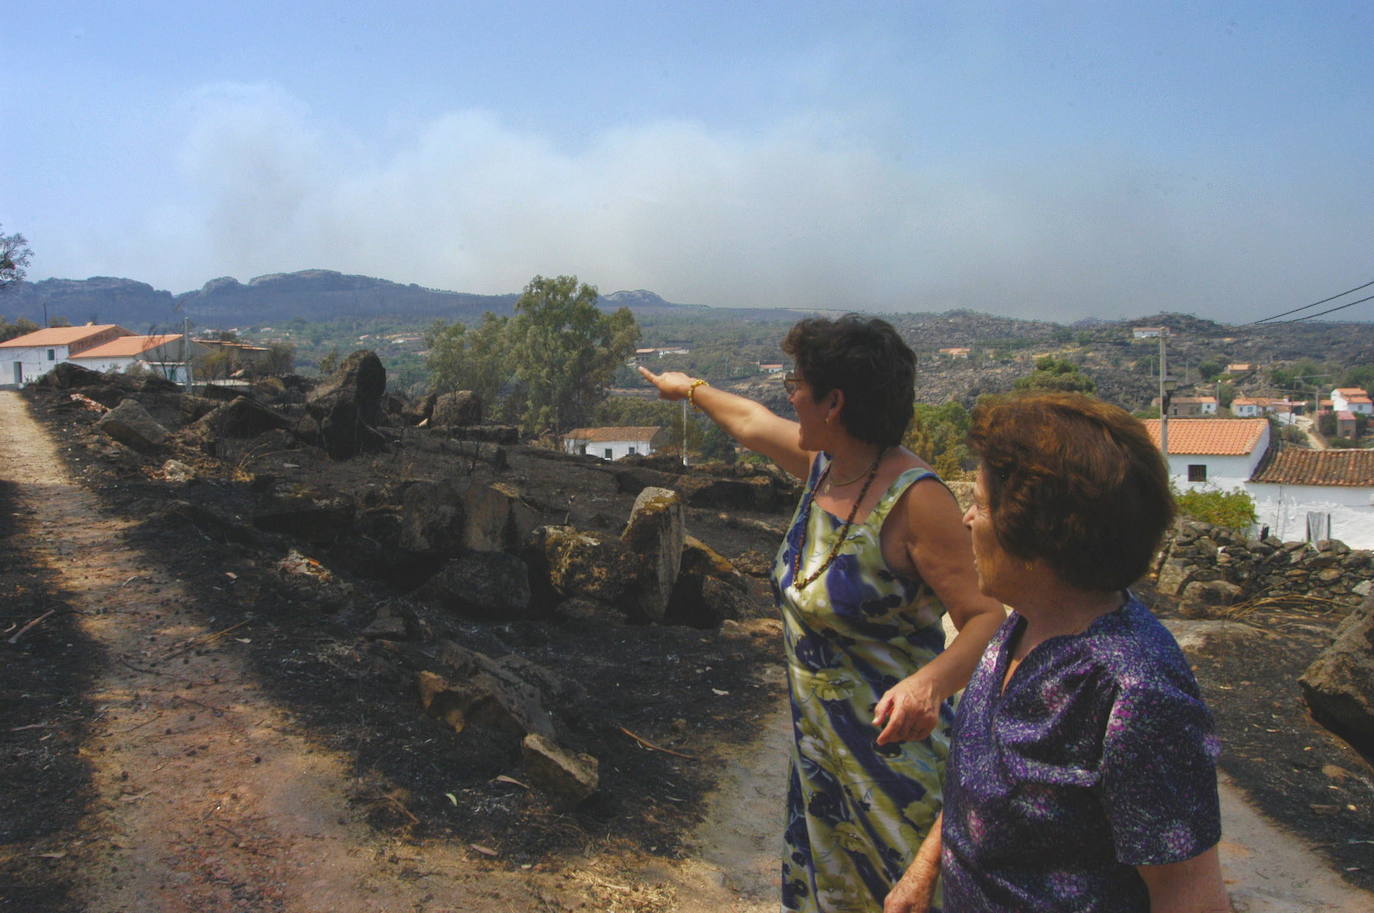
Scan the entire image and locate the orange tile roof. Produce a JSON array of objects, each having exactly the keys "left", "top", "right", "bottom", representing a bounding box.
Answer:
[
  {"left": 70, "top": 334, "right": 185, "bottom": 358},
  {"left": 564, "top": 426, "right": 663, "bottom": 442},
  {"left": 1252, "top": 448, "right": 1374, "bottom": 487},
  {"left": 1142, "top": 418, "right": 1268, "bottom": 455},
  {"left": 0, "top": 324, "right": 129, "bottom": 348},
  {"left": 1334, "top": 387, "right": 1368, "bottom": 396}
]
